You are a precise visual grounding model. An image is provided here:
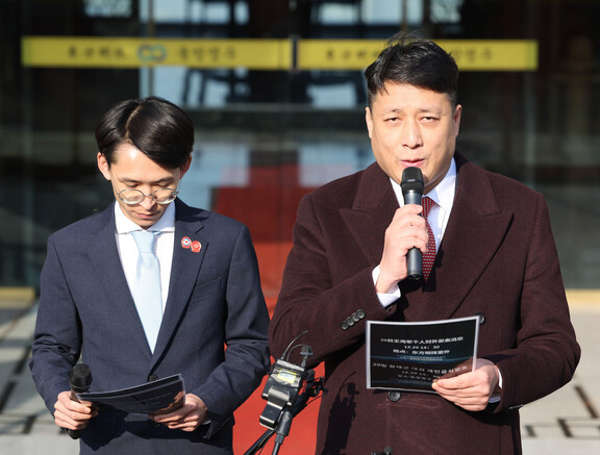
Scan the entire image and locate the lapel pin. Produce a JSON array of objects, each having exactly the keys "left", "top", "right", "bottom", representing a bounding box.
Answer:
[
  {"left": 181, "top": 236, "right": 192, "bottom": 249},
  {"left": 191, "top": 240, "right": 202, "bottom": 253}
]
